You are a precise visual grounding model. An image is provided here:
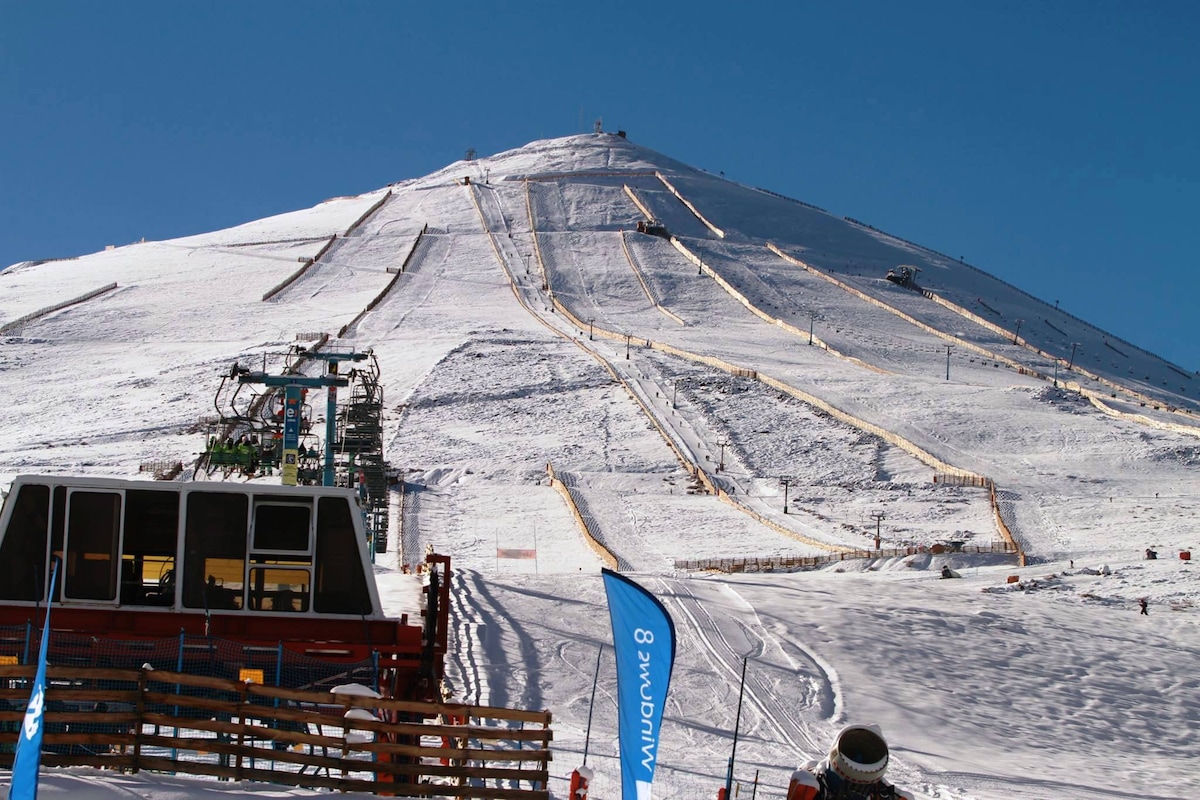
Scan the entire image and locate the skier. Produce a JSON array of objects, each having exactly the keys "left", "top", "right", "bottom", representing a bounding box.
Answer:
[
  {"left": 786, "top": 724, "right": 914, "bottom": 800},
  {"left": 1139, "top": 598, "right": 1149, "bottom": 616}
]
